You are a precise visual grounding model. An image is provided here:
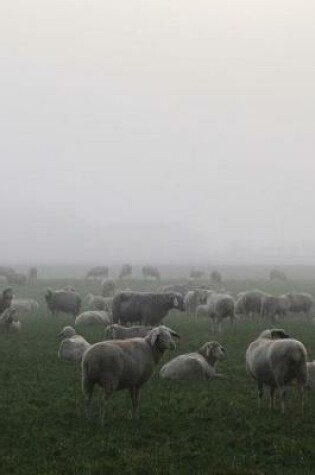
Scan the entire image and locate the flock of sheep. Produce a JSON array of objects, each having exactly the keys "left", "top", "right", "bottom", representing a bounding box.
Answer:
[{"left": 1, "top": 275, "right": 315, "bottom": 421}]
